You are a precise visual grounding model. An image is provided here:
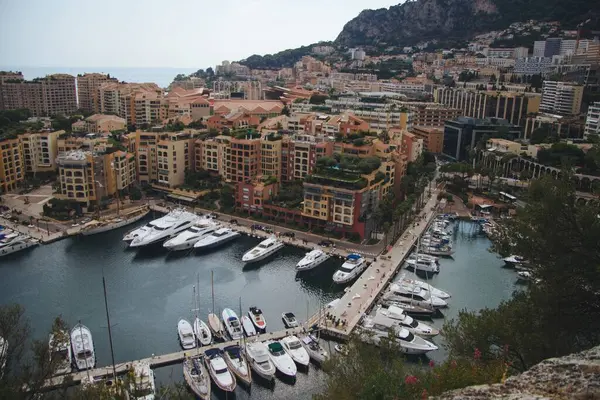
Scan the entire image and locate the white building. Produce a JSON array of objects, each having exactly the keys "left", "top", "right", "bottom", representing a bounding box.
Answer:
[
  {"left": 584, "top": 102, "right": 600, "bottom": 138},
  {"left": 514, "top": 57, "right": 553, "bottom": 76},
  {"left": 540, "top": 81, "right": 584, "bottom": 116},
  {"left": 513, "top": 47, "right": 529, "bottom": 58},
  {"left": 483, "top": 48, "right": 514, "bottom": 58}
]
